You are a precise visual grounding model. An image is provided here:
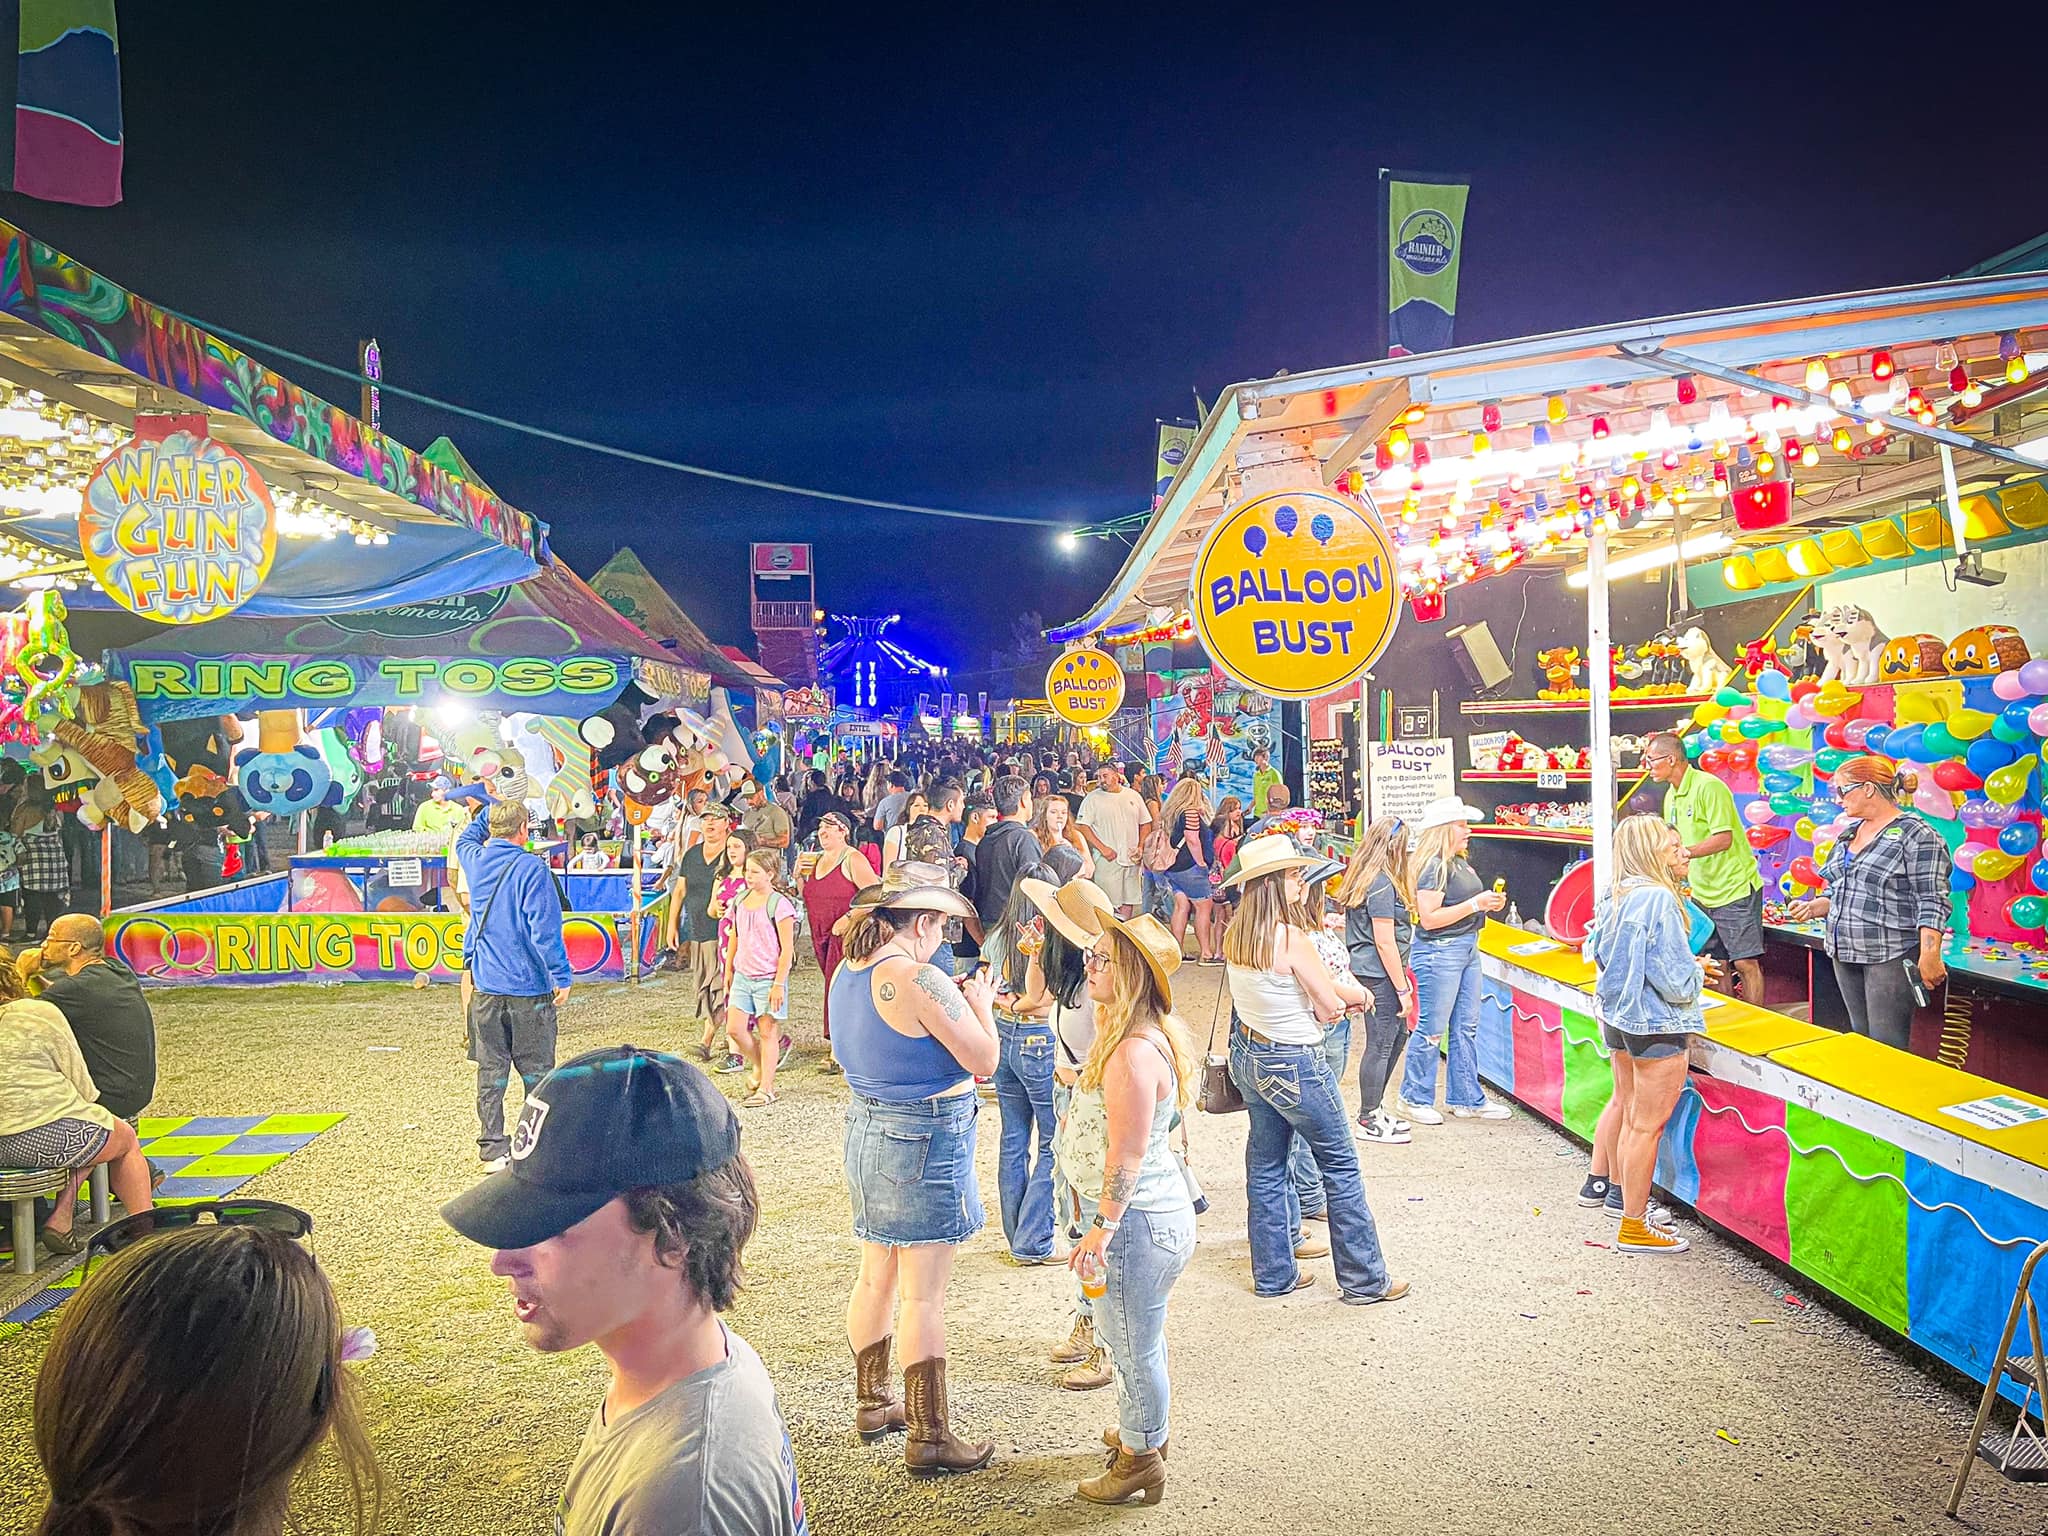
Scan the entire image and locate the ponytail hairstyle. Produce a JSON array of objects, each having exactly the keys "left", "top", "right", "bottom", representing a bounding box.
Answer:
[{"left": 1834, "top": 752, "right": 1918, "bottom": 806}]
